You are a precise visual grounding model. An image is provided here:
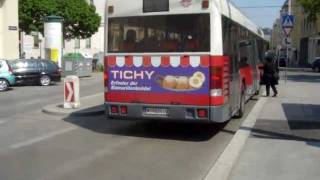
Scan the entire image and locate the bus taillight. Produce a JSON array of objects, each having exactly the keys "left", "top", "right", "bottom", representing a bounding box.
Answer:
[
  {"left": 210, "top": 67, "right": 223, "bottom": 89},
  {"left": 210, "top": 56, "right": 228, "bottom": 106},
  {"left": 210, "top": 66, "right": 223, "bottom": 105},
  {"left": 104, "top": 57, "right": 109, "bottom": 98}
]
